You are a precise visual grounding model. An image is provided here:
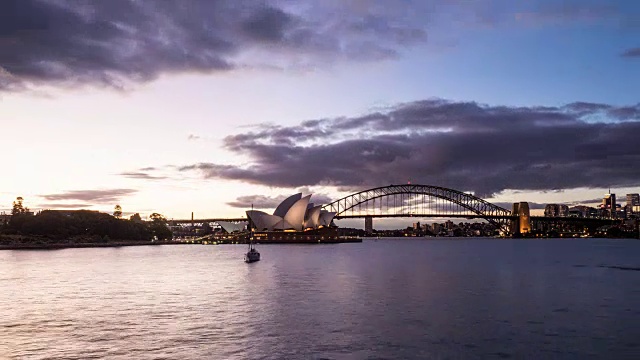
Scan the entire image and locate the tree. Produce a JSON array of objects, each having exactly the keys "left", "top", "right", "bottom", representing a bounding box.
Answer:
[
  {"left": 129, "top": 213, "right": 143, "bottom": 223},
  {"left": 149, "top": 212, "right": 167, "bottom": 223},
  {"left": 113, "top": 205, "right": 122, "bottom": 219},
  {"left": 148, "top": 212, "right": 171, "bottom": 240},
  {"left": 11, "top": 197, "right": 29, "bottom": 215}
]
